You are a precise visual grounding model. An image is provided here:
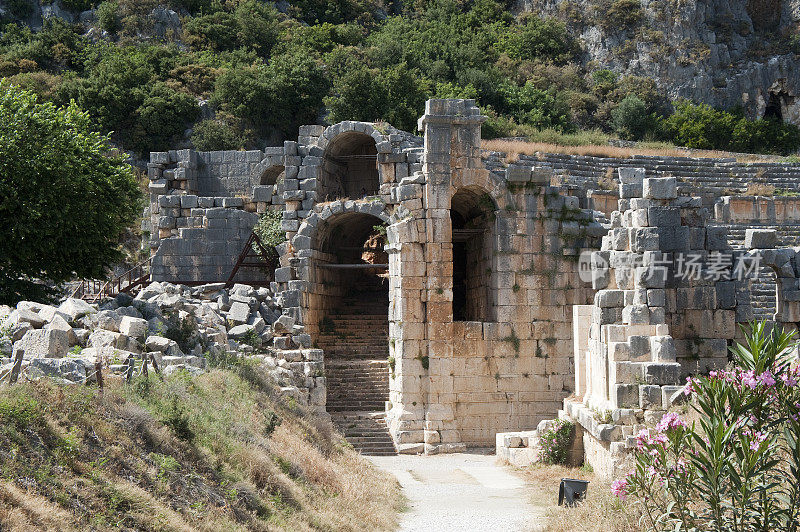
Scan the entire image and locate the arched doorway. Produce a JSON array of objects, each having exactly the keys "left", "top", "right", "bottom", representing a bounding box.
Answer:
[
  {"left": 309, "top": 211, "right": 394, "bottom": 454},
  {"left": 451, "top": 188, "right": 495, "bottom": 322},
  {"left": 320, "top": 132, "right": 379, "bottom": 200},
  {"left": 258, "top": 164, "right": 284, "bottom": 186}
]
